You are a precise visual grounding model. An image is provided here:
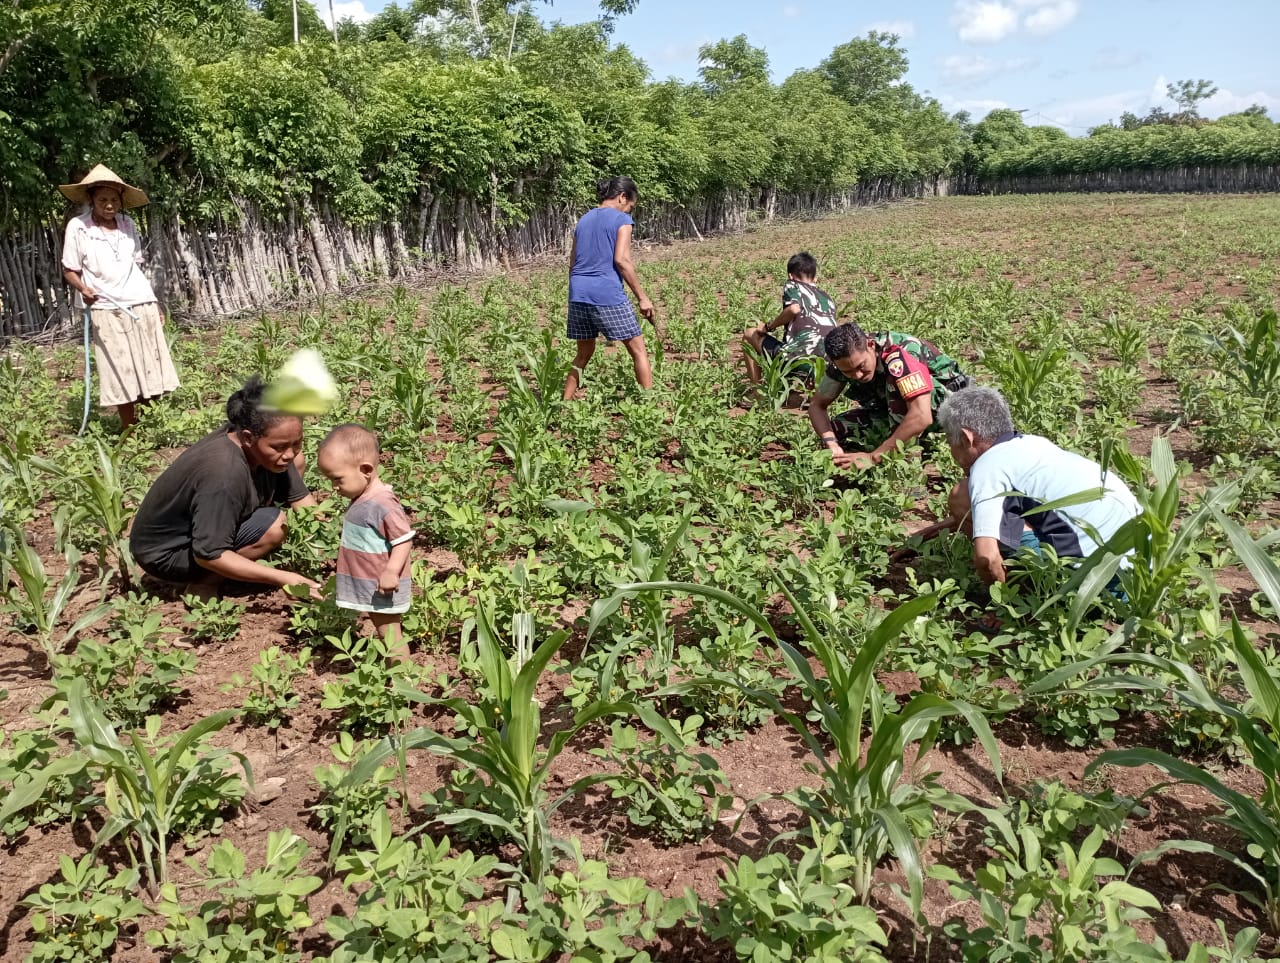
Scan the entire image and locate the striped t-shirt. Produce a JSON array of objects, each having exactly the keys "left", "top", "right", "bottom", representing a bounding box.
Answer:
[{"left": 335, "top": 482, "right": 414, "bottom": 614}]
